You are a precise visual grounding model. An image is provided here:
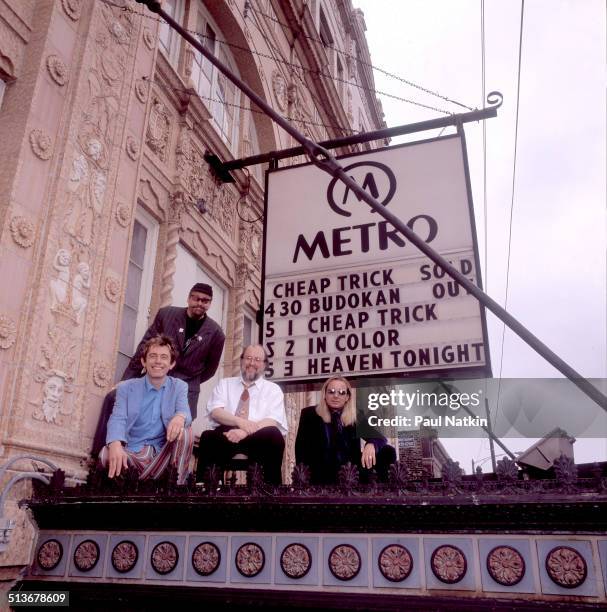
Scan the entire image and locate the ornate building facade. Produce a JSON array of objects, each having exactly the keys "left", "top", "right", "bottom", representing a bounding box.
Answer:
[{"left": 0, "top": 0, "right": 385, "bottom": 569}]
